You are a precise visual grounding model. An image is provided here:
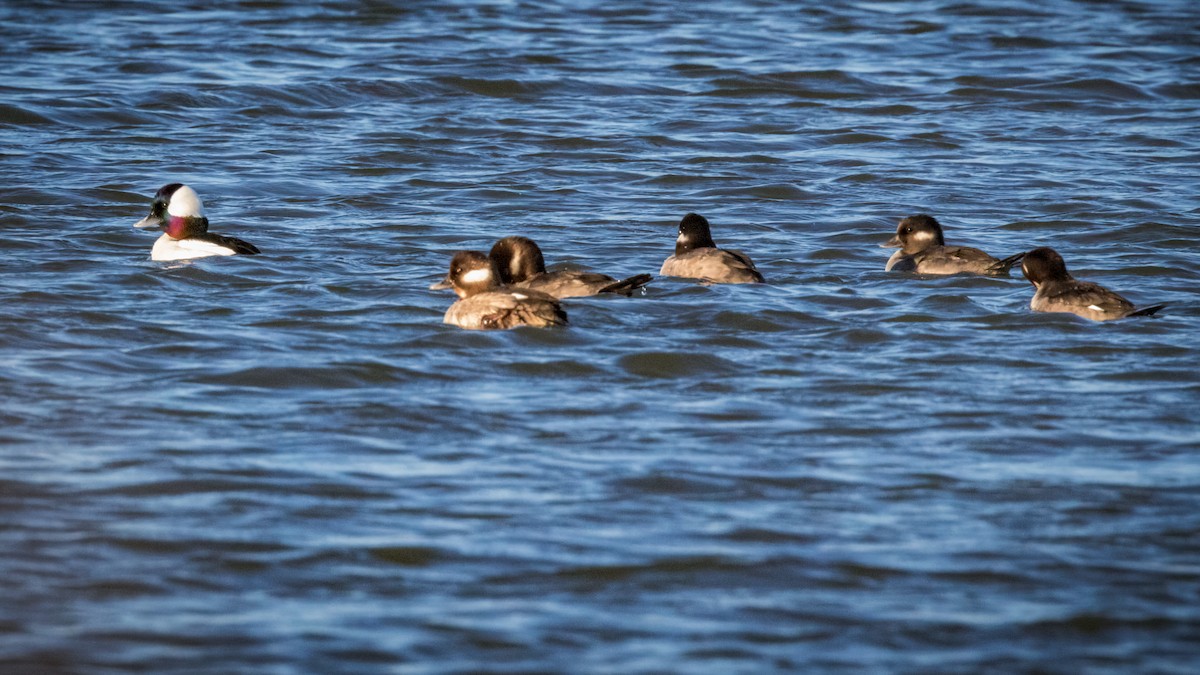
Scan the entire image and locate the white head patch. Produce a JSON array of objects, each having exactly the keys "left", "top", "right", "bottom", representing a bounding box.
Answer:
[
  {"left": 461, "top": 267, "right": 492, "bottom": 285},
  {"left": 910, "top": 229, "right": 936, "bottom": 245},
  {"left": 167, "top": 185, "right": 205, "bottom": 218}
]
